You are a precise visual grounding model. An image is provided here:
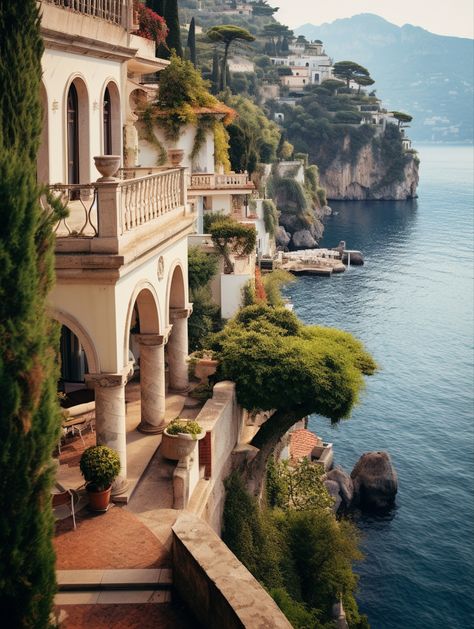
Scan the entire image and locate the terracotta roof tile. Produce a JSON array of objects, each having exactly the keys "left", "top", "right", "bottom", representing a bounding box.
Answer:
[{"left": 289, "top": 428, "right": 321, "bottom": 460}]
